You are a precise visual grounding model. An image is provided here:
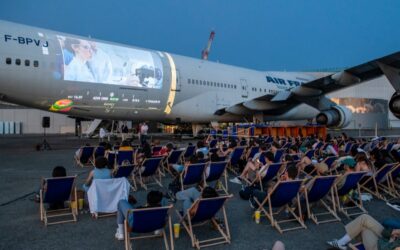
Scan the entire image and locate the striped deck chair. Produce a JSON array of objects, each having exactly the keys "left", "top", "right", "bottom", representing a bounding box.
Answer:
[
  {"left": 125, "top": 205, "right": 173, "bottom": 250},
  {"left": 334, "top": 172, "right": 367, "bottom": 218},
  {"left": 227, "top": 146, "right": 245, "bottom": 174},
  {"left": 388, "top": 164, "right": 400, "bottom": 197},
  {"left": 40, "top": 176, "right": 78, "bottom": 226},
  {"left": 183, "top": 145, "right": 197, "bottom": 159},
  {"left": 204, "top": 161, "right": 228, "bottom": 194},
  {"left": 254, "top": 180, "right": 306, "bottom": 233},
  {"left": 180, "top": 163, "right": 207, "bottom": 190},
  {"left": 360, "top": 163, "right": 397, "bottom": 200},
  {"left": 74, "top": 146, "right": 95, "bottom": 167},
  {"left": 116, "top": 150, "right": 134, "bottom": 166},
  {"left": 303, "top": 175, "right": 340, "bottom": 224},
  {"left": 349, "top": 242, "right": 365, "bottom": 250},
  {"left": 135, "top": 157, "right": 164, "bottom": 190},
  {"left": 247, "top": 146, "right": 260, "bottom": 160},
  {"left": 176, "top": 195, "right": 233, "bottom": 249}
]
